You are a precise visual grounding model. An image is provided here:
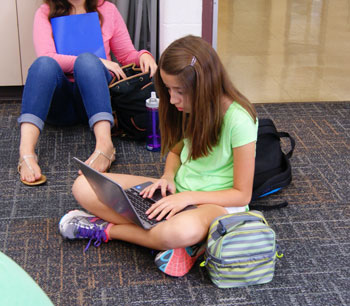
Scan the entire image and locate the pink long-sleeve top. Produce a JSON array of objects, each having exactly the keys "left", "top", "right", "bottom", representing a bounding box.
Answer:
[{"left": 33, "top": 0, "right": 150, "bottom": 75}]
